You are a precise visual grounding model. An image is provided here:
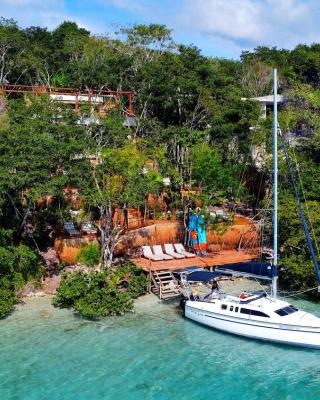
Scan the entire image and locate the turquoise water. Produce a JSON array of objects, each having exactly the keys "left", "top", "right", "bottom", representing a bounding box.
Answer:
[{"left": 0, "top": 295, "right": 319, "bottom": 400}]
